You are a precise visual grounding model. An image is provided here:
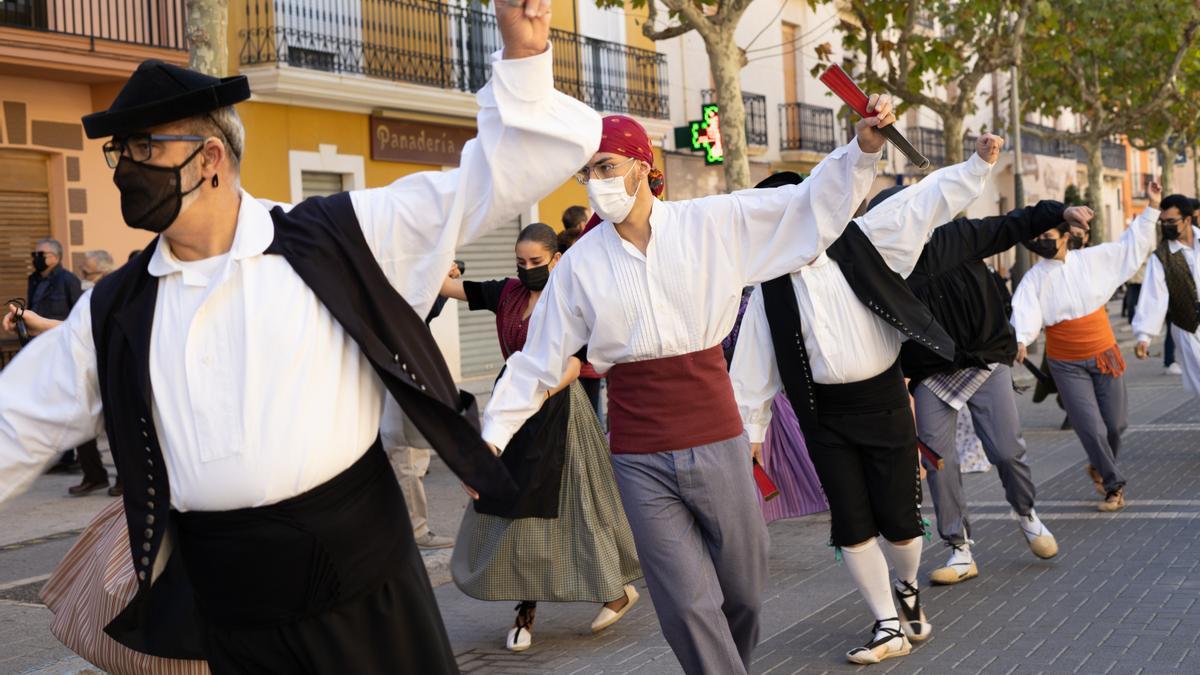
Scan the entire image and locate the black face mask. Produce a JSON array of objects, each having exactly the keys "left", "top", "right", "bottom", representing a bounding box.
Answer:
[
  {"left": 113, "top": 145, "right": 206, "bottom": 233},
  {"left": 31, "top": 251, "right": 49, "bottom": 273},
  {"left": 1067, "top": 233, "right": 1085, "bottom": 250},
  {"left": 1162, "top": 224, "right": 1183, "bottom": 241},
  {"left": 1025, "top": 238, "right": 1060, "bottom": 259},
  {"left": 517, "top": 264, "right": 550, "bottom": 291}
]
